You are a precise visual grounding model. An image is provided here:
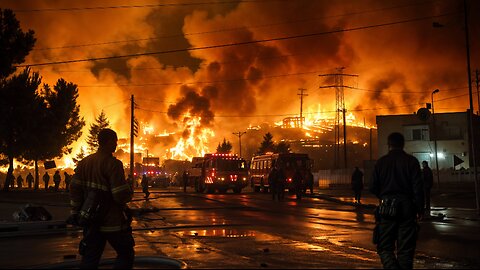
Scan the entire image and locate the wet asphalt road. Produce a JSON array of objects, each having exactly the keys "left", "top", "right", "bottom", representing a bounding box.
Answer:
[
  {"left": 127, "top": 188, "right": 478, "bottom": 269},
  {"left": 1, "top": 187, "right": 479, "bottom": 269}
]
